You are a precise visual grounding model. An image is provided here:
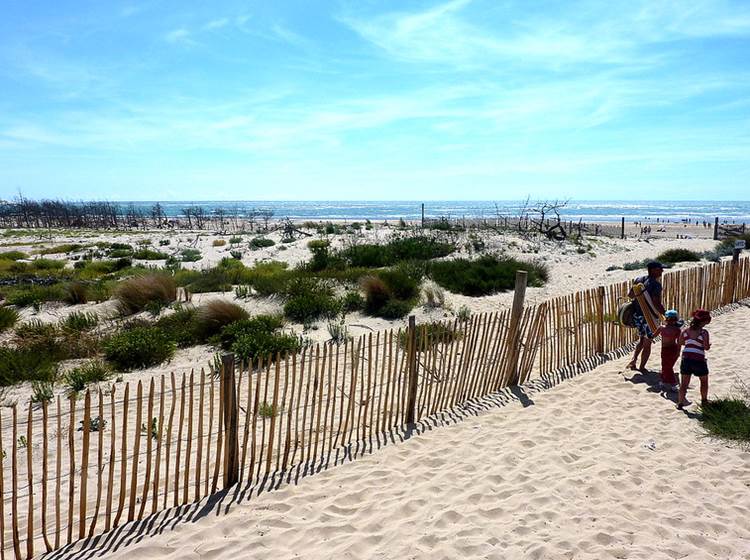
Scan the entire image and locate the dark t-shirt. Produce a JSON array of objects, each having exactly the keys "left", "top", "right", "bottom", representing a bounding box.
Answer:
[{"left": 632, "top": 275, "right": 662, "bottom": 316}]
